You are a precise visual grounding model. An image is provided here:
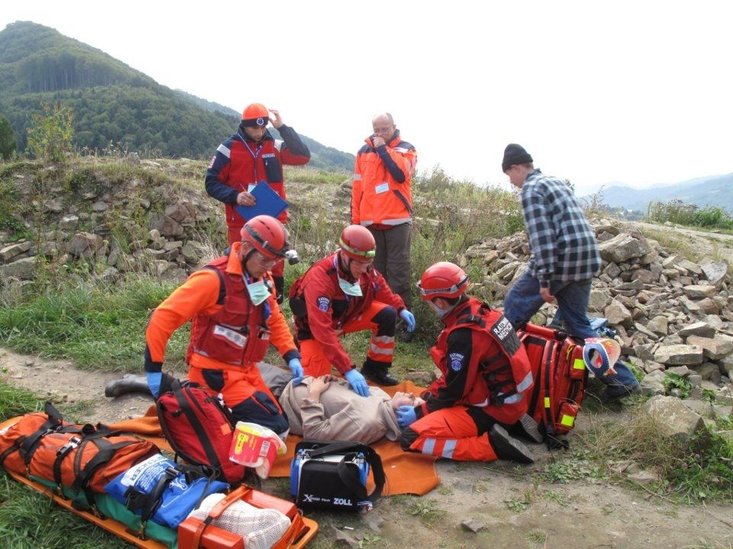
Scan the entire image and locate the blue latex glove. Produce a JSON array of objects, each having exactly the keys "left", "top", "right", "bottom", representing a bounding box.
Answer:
[
  {"left": 344, "top": 369, "right": 369, "bottom": 397},
  {"left": 288, "top": 358, "right": 304, "bottom": 385},
  {"left": 396, "top": 405, "right": 417, "bottom": 428},
  {"left": 399, "top": 309, "right": 416, "bottom": 332},
  {"left": 146, "top": 371, "right": 162, "bottom": 398}
]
